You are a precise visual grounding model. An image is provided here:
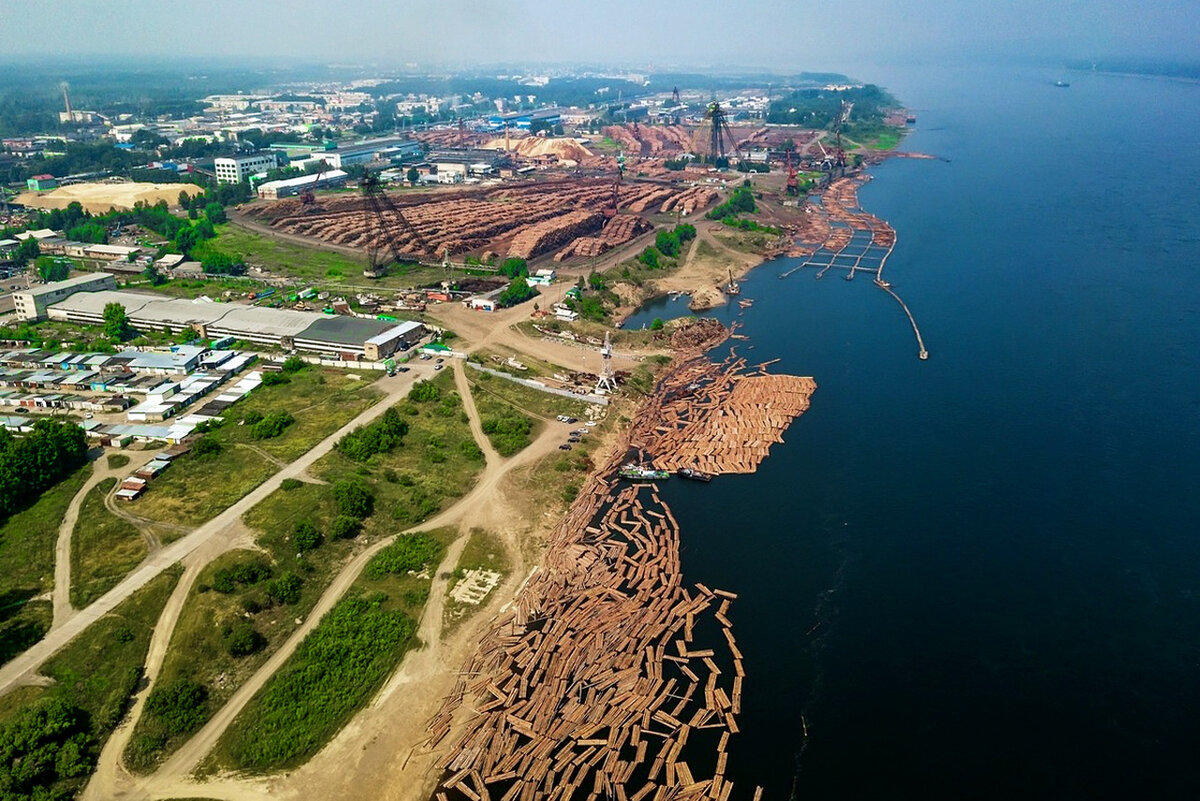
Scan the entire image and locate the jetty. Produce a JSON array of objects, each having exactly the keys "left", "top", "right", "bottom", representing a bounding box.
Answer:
[{"left": 779, "top": 177, "right": 929, "bottom": 360}]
